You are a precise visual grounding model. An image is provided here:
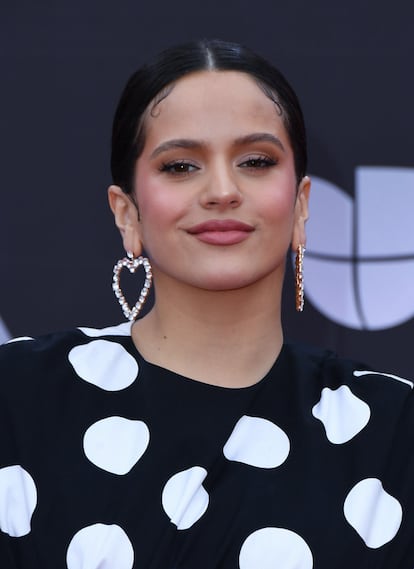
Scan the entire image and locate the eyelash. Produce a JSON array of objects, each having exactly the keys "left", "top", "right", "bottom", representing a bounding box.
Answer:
[
  {"left": 159, "top": 155, "right": 277, "bottom": 175},
  {"left": 239, "top": 156, "right": 277, "bottom": 169},
  {"left": 159, "top": 161, "right": 199, "bottom": 175}
]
